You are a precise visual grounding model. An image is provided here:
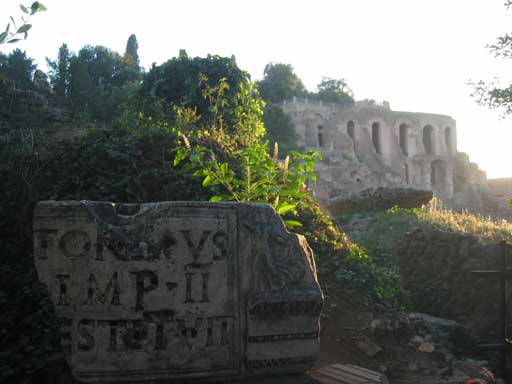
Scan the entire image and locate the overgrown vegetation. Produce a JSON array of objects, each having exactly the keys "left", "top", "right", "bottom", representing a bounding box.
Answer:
[
  {"left": 339, "top": 202, "right": 512, "bottom": 312},
  {"left": 412, "top": 204, "right": 512, "bottom": 243},
  {"left": 0, "top": 36, "right": 387, "bottom": 381}
]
